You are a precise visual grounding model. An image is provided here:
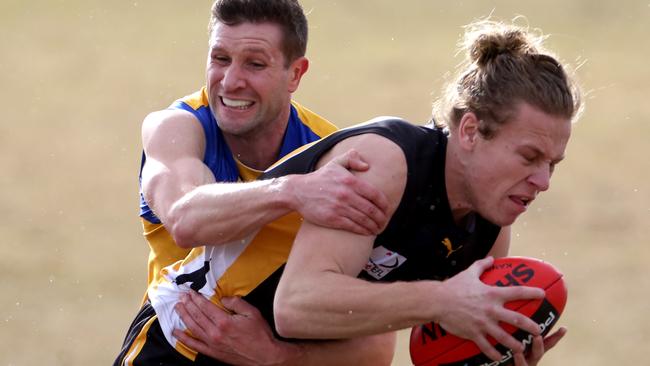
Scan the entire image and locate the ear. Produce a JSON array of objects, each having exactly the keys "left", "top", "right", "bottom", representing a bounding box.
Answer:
[
  {"left": 287, "top": 57, "right": 309, "bottom": 93},
  {"left": 457, "top": 112, "right": 481, "bottom": 150}
]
